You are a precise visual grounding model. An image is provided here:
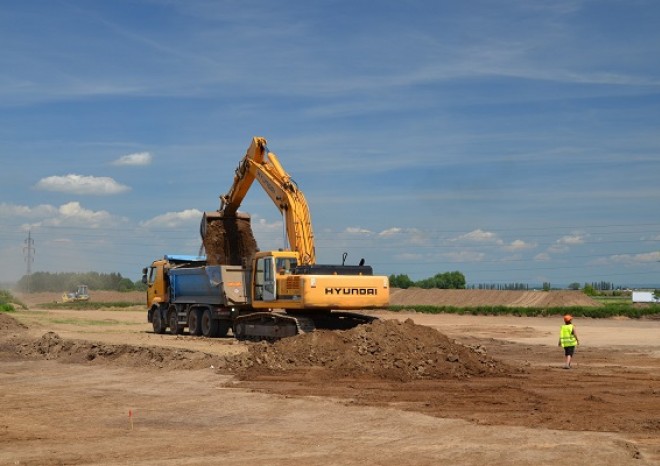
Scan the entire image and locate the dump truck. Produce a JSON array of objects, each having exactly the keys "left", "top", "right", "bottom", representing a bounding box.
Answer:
[{"left": 143, "top": 137, "right": 389, "bottom": 340}]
